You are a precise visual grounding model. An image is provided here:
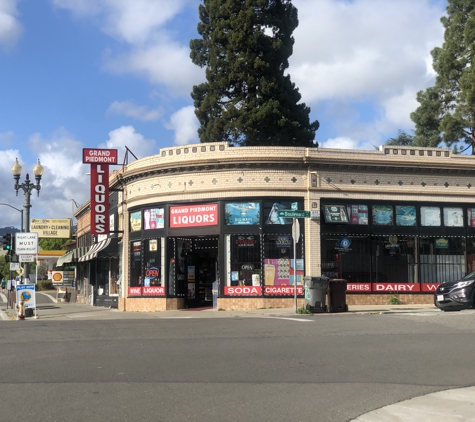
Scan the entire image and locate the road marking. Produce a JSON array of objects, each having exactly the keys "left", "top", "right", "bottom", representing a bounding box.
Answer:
[
  {"left": 37, "top": 292, "right": 57, "bottom": 303},
  {"left": 0, "top": 293, "right": 7, "bottom": 302},
  {"left": 265, "top": 317, "right": 313, "bottom": 322}
]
